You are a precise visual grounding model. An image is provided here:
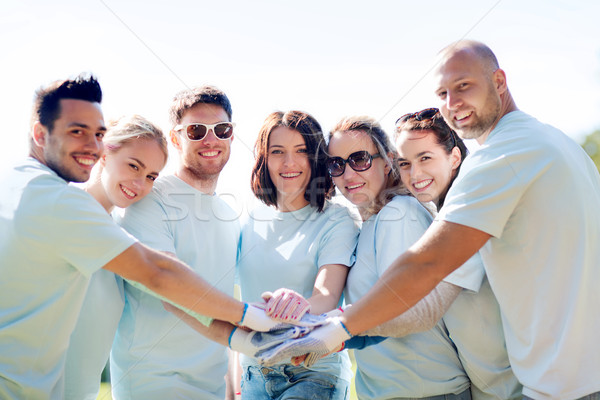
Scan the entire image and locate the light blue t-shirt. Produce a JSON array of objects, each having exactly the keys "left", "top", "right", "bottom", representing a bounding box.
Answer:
[
  {"left": 0, "top": 158, "right": 136, "bottom": 400},
  {"left": 64, "top": 269, "right": 124, "bottom": 400},
  {"left": 438, "top": 111, "right": 600, "bottom": 400},
  {"left": 238, "top": 201, "right": 359, "bottom": 383},
  {"left": 345, "top": 195, "right": 470, "bottom": 399},
  {"left": 110, "top": 175, "right": 240, "bottom": 400}
]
